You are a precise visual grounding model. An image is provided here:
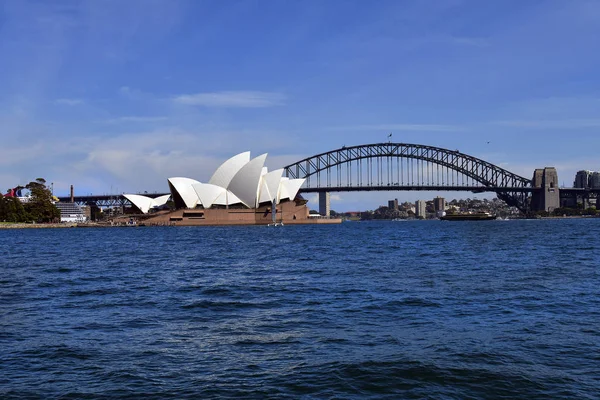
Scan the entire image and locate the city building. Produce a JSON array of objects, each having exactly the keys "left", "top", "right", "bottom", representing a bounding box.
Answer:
[
  {"left": 81, "top": 205, "right": 92, "bottom": 221},
  {"left": 591, "top": 172, "right": 600, "bottom": 189},
  {"left": 54, "top": 202, "right": 87, "bottom": 223},
  {"left": 567, "top": 170, "right": 600, "bottom": 210},
  {"left": 433, "top": 196, "right": 446, "bottom": 218},
  {"left": 415, "top": 200, "right": 427, "bottom": 219},
  {"left": 433, "top": 197, "right": 445, "bottom": 212},
  {"left": 574, "top": 170, "right": 594, "bottom": 188},
  {"left": 388, "top": 198, "right": 398, "bottom": 211}
]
